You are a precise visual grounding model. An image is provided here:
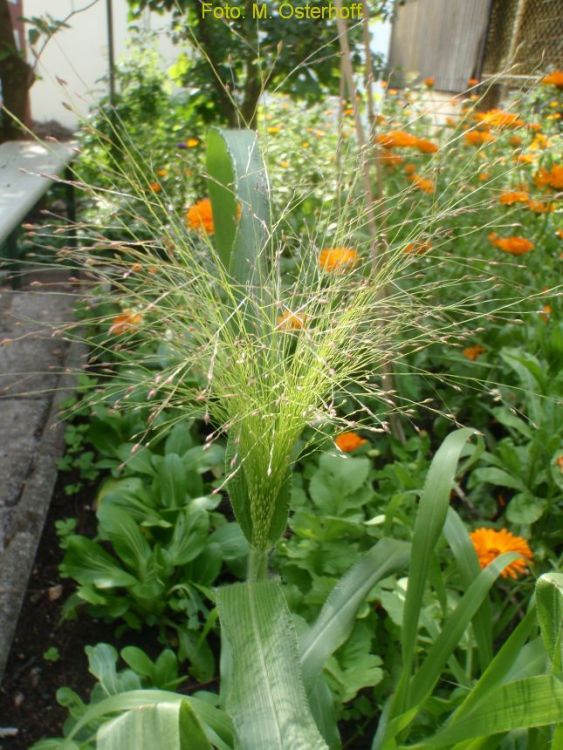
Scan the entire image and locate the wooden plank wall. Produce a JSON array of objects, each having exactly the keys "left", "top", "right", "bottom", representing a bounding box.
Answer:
[{"left": 388, "top": 0, "right": 492, "bottom": 92}]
